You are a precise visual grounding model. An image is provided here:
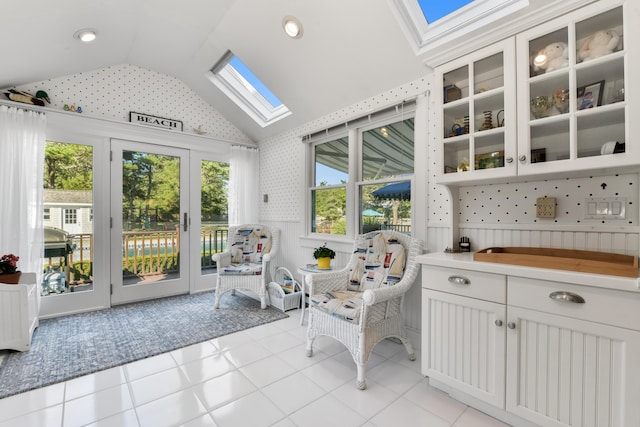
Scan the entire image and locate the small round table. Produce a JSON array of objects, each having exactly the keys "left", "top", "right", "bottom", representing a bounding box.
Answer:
[{"left": 297, "top": 264, "right": 334, "bottom": 325}]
